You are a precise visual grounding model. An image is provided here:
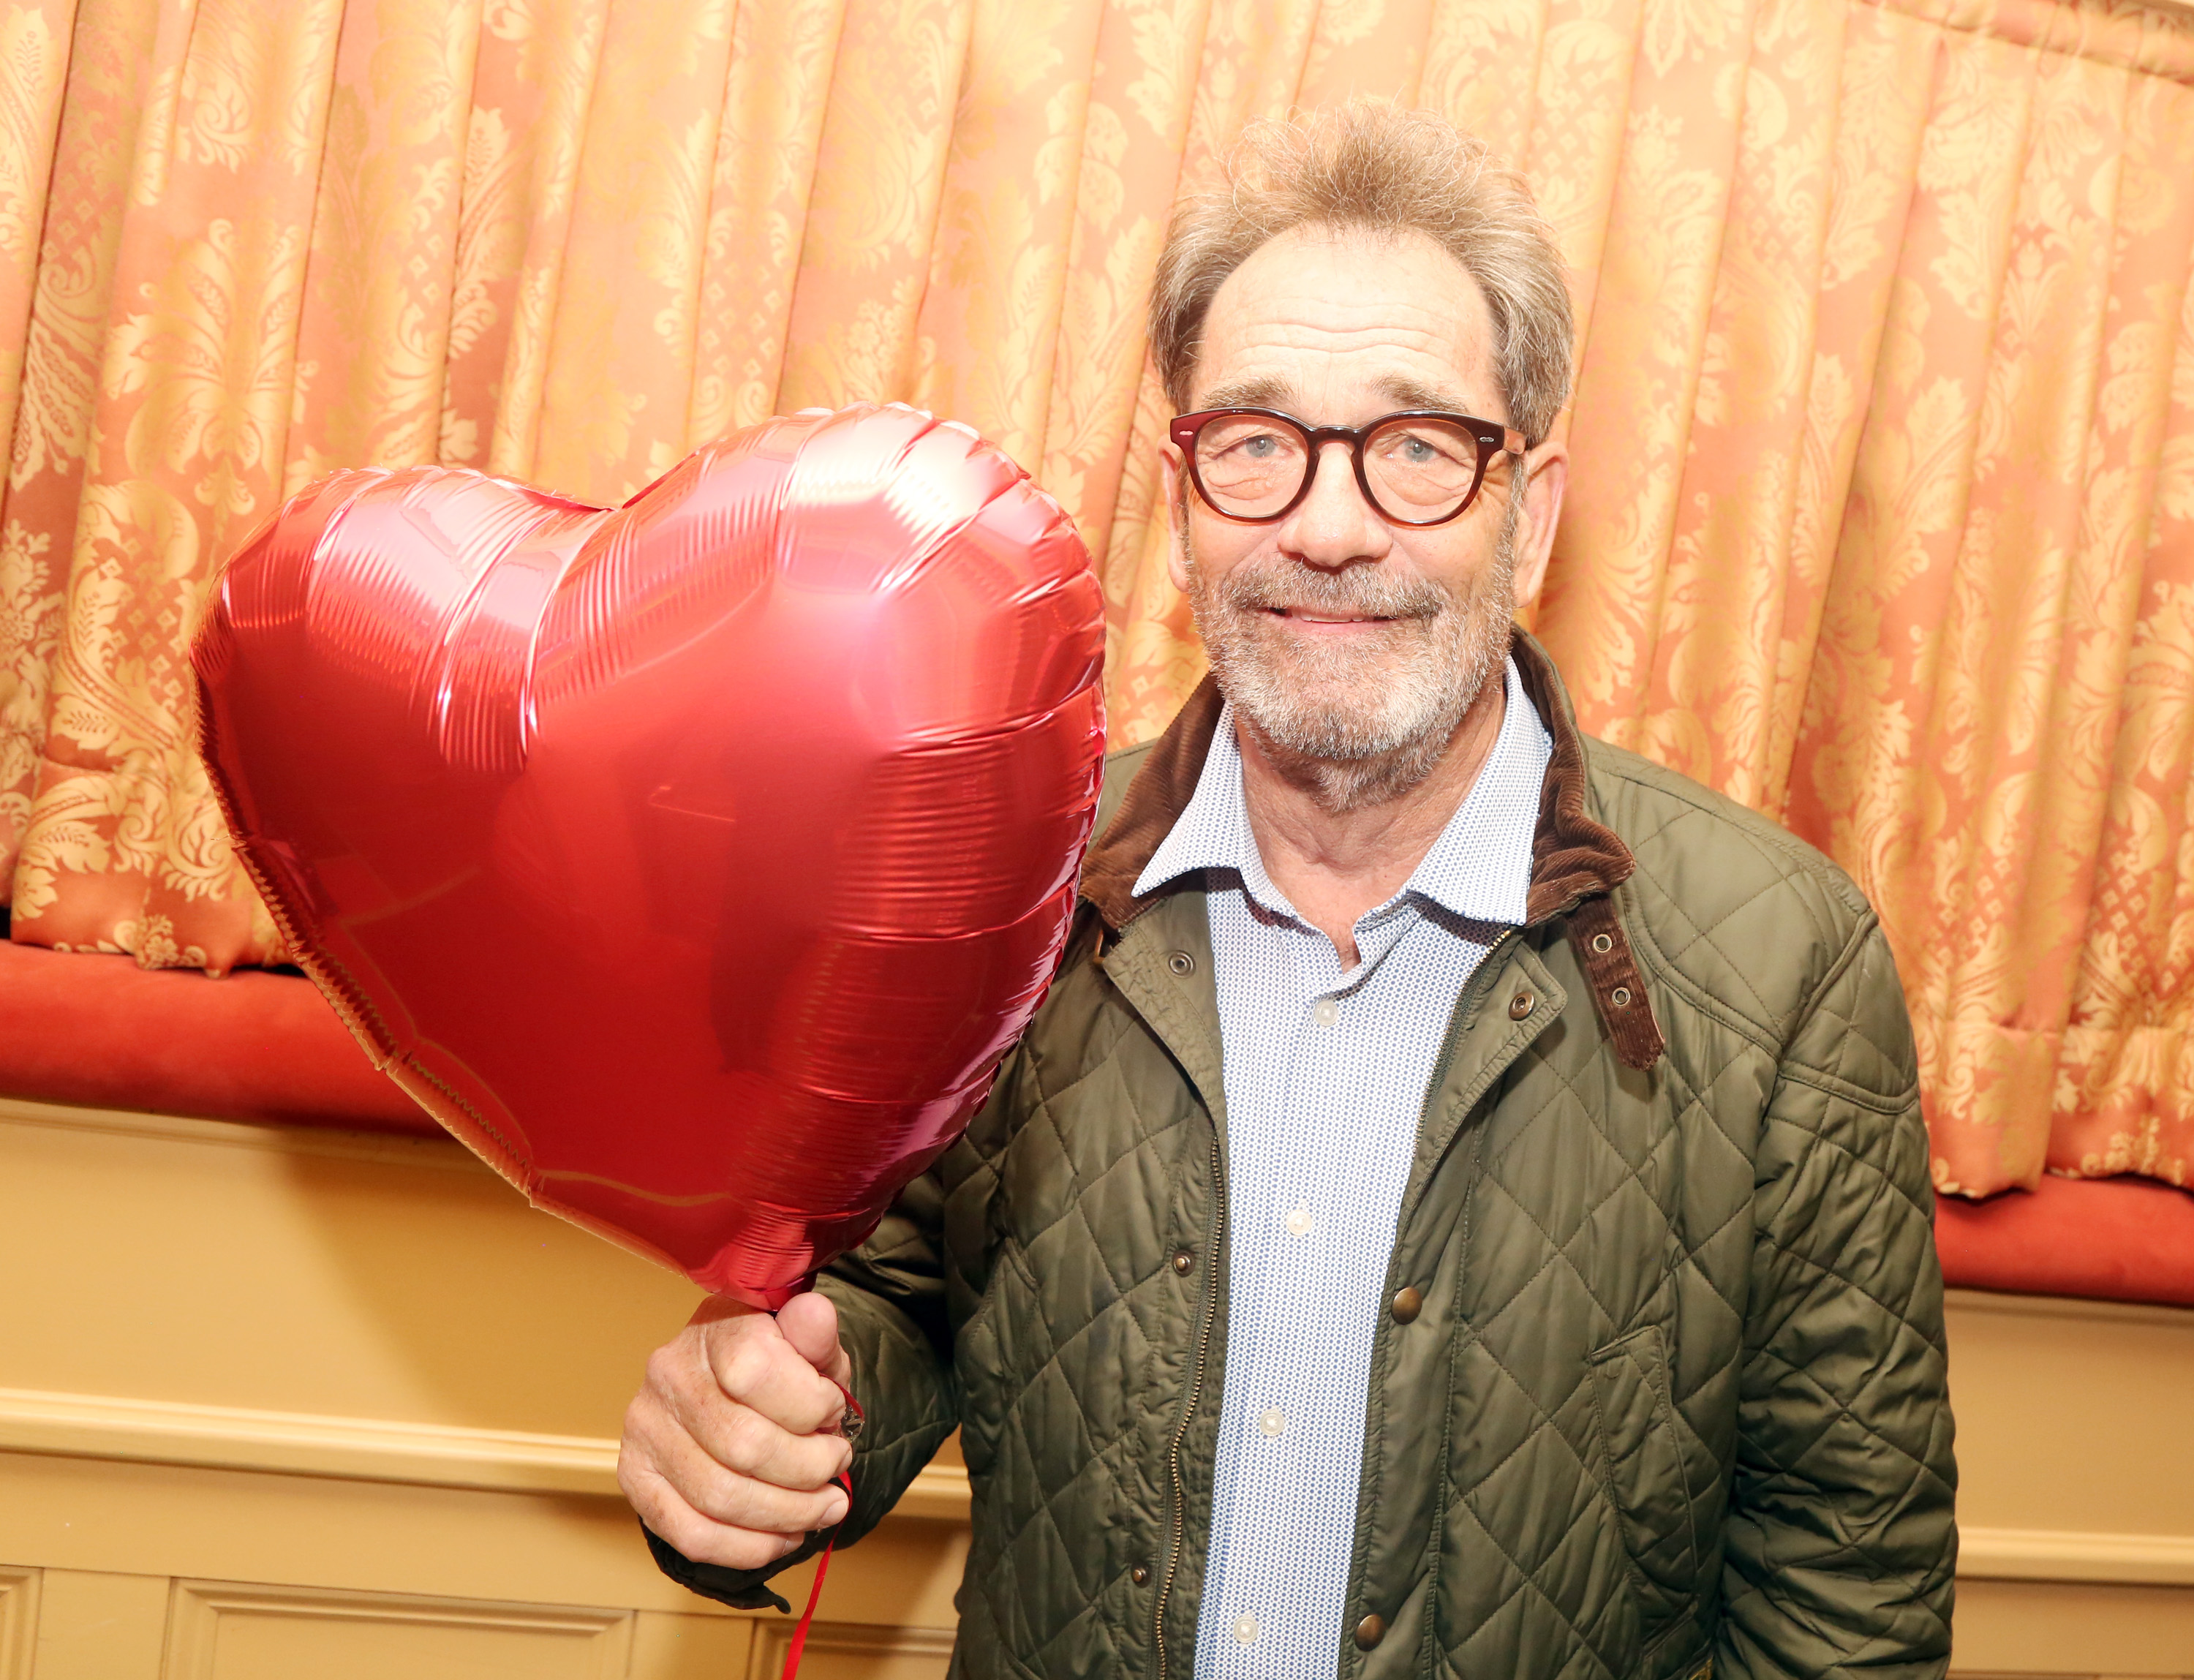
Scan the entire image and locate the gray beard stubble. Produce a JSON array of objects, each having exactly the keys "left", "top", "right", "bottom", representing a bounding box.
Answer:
[{"left": 1183, "top": 494, "right": 1522, "bottom": 814}]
